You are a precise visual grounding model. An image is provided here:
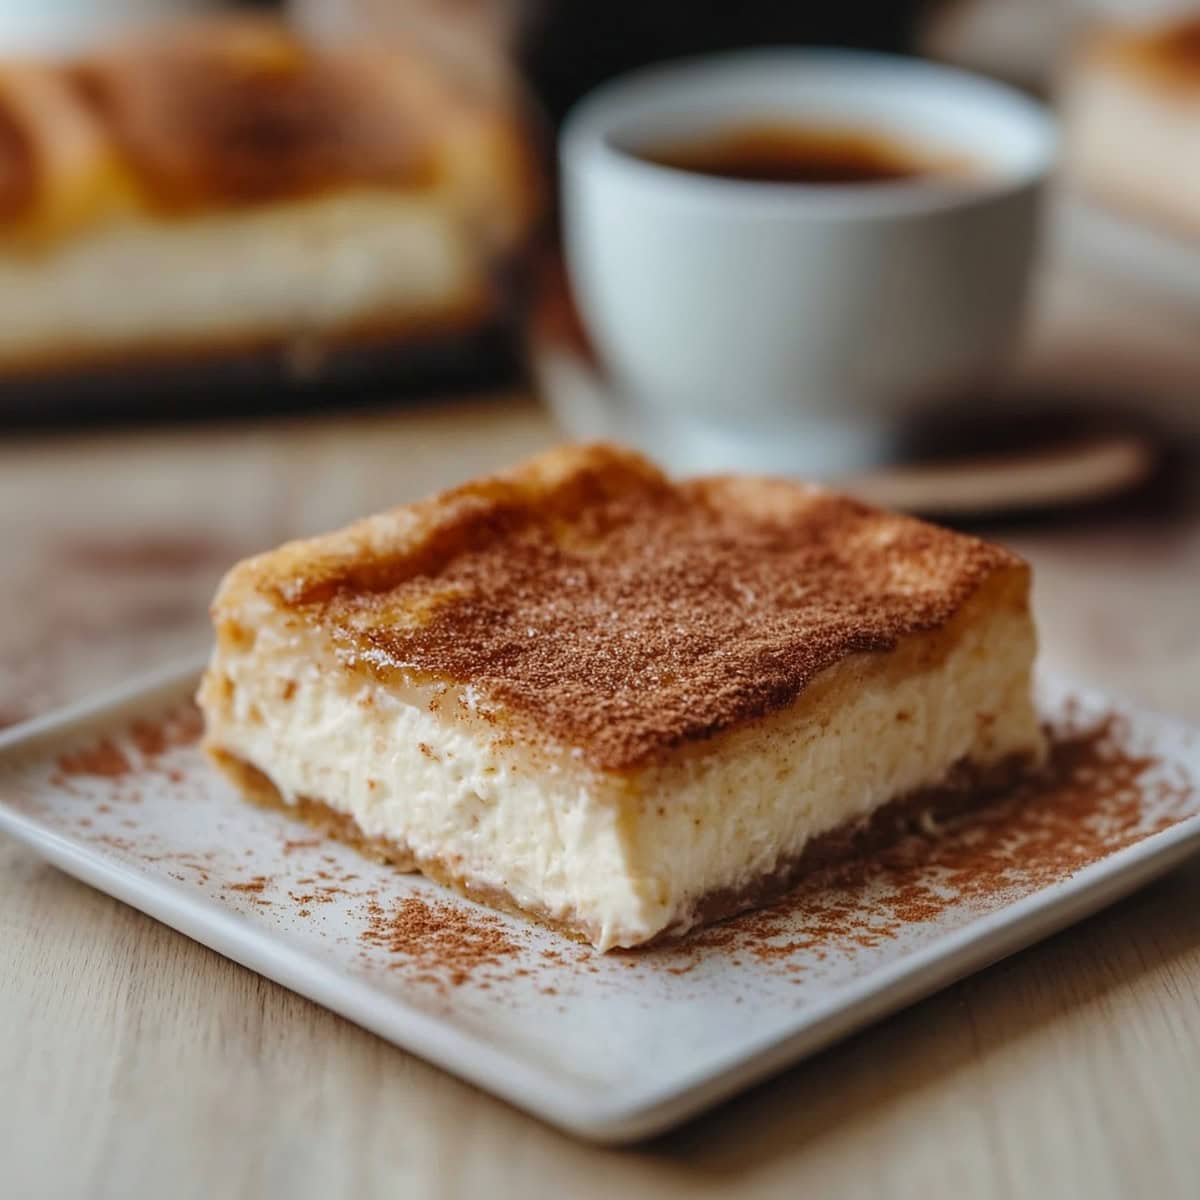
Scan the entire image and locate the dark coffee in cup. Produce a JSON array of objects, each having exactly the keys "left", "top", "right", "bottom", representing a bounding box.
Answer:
[{"left": 636, "top": 122, "right": 959, "bottom": 185}]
